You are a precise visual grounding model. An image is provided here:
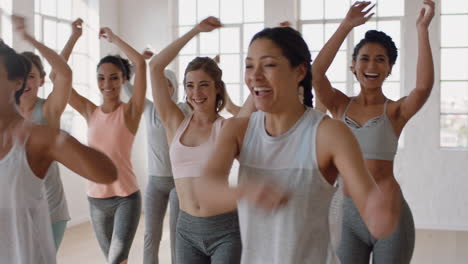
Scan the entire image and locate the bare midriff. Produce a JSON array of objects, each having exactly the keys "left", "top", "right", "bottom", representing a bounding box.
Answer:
[{"left": 344, "top": 159, "right": 399, "bottom": 197}]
